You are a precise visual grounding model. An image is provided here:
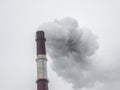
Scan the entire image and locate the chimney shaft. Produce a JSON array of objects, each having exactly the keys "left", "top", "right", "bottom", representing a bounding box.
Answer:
[
  {"left": 36, "top": 31, "right": 48, "bottom": 90},
  {"left": 36, "top": 31, "right": 46, "bottom": 55}
]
